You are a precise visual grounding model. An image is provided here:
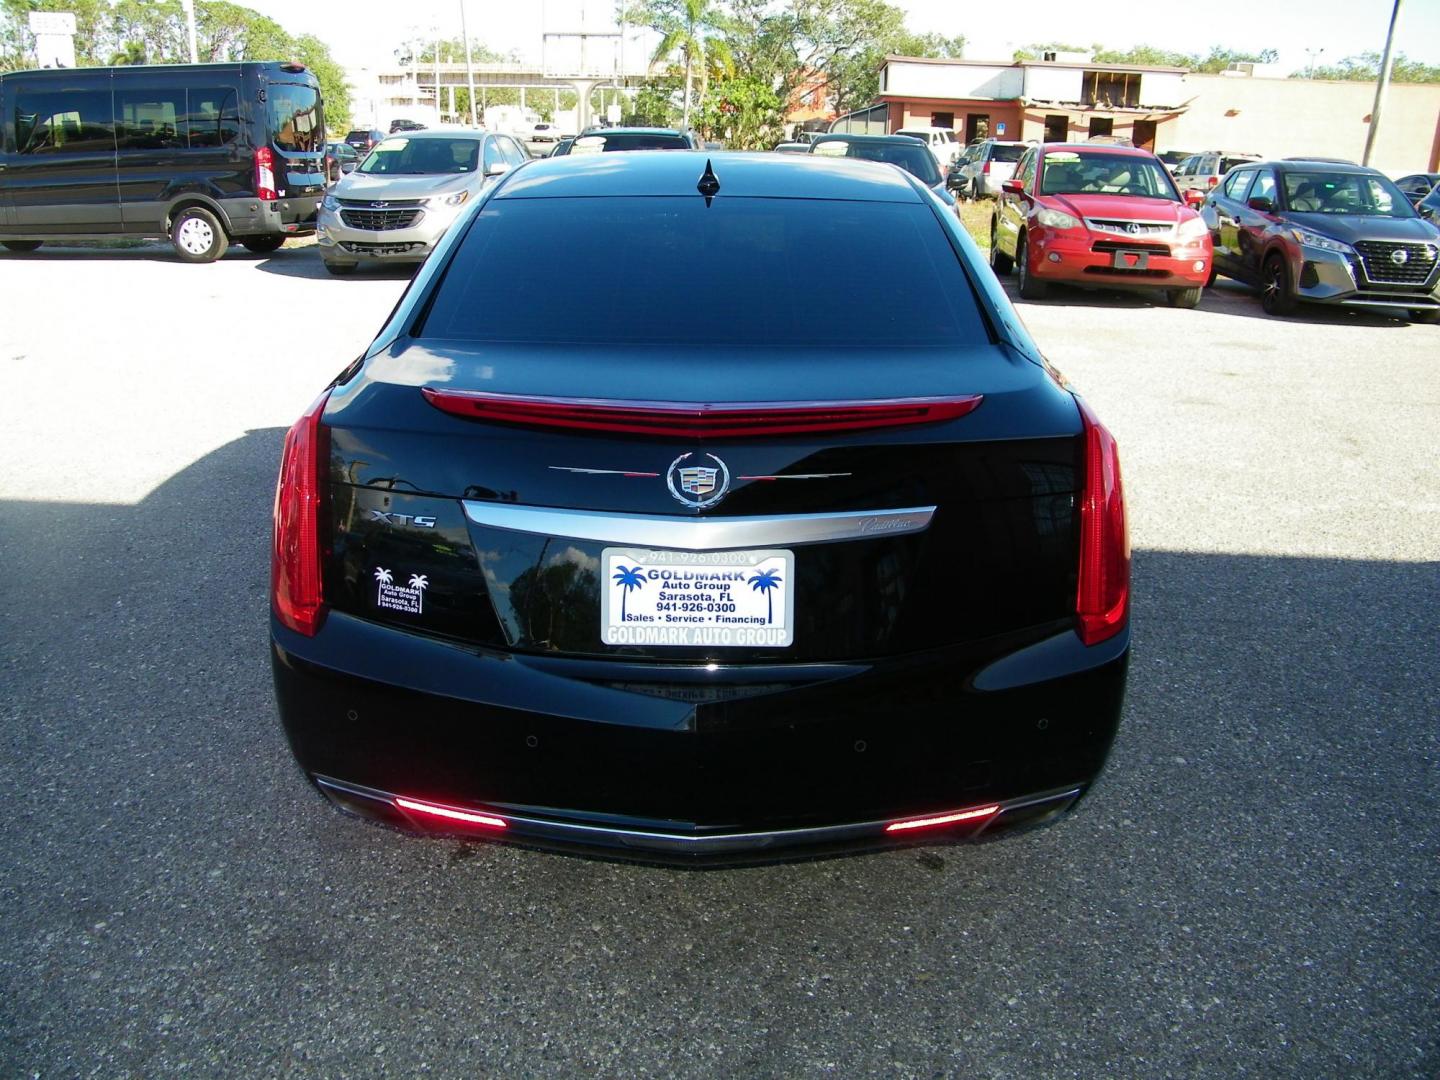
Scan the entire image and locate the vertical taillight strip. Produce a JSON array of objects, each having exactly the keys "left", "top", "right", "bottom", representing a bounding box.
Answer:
[
  {"left": 1075, "top": 397, "right": 1130, "bottom": 645},
  {"left": 271, "top": 391, "right": 331, "bottom": 636},
  {"left": 255, "top": 145, "right": 278, "bottom": 201}
]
